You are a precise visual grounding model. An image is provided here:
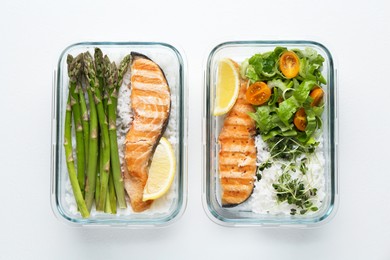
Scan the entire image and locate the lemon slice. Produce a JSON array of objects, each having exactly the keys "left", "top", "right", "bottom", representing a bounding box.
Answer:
[
  {"left": 143, "top": 137, "right": 176, "bottom": 201},
  {"left": 213, "top": 58, "right": 240, "bottom": 116}
]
